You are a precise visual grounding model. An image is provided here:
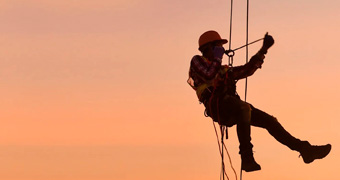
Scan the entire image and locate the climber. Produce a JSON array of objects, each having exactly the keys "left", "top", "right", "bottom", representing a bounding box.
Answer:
[{"left": 187, "top": 30, "right": 332, "bottom": 172}]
